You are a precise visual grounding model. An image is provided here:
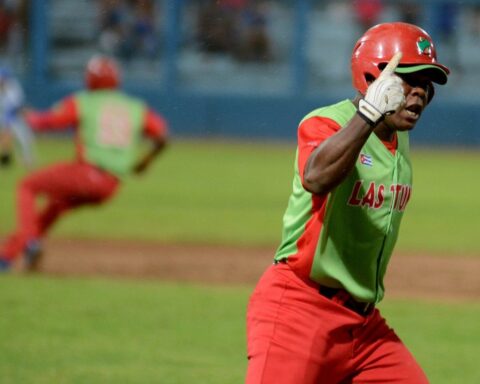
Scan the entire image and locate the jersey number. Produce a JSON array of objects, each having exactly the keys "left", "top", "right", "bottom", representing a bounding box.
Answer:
[{"left": 97, "top": 103, "right": 133, "bottom": 148}]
